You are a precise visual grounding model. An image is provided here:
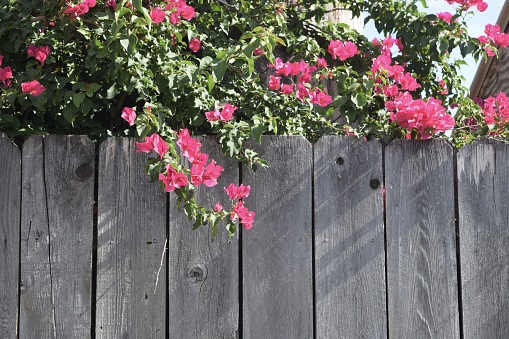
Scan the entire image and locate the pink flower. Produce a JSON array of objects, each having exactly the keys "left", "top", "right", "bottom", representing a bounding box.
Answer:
[
  {"left": 328, "top": 40, "right": 360, "bottom": 61},
  {"left": 225, "top": 183, "right": 251, "bottom": 199},
  {"left": 159, "top": 165, "right": 188, "bottom": 192},
  {"left": 201, "top": 160, "right": 223, "bottom": 187},
  {"left": 309, "top": 88, "right": 332, "bottom": 107},
  {"left": 280, "top": 84, "right": 294, "bottom": 94},
  {"left": 121, "top": 107, "right": 137, "bottom": 126},
  {"left": 205, "top": 103, "right": 237, "bottom": 122},
  {"left": 316, "top": 57, "right": 328, "bottom": 67},
  {"left": 436, "top": 12, "right": 453, "bottom": 24},
  {"left": 27, "top": 45, "right": 50, "bottom": 66},
  {"left": 176, "top": 128, "right": 202, "bottom": 159},
  {"left": 188, "top": 38, "right": 201, "bottom": 52},
  {"left": 0, "top": 56, "right": 13, "bottom": 87},
  {"left": 231, "top": 201, "right": 255, "bottom": 229},
  {"left": 268, "top": 75, "right": 281, "bottom": 91},
  {"left": 387, "top": 92, "right": 455, "bottom": 139},
  {"left": 21, "top": 80, "right": 46, "bottom": 96},
  {"left": 135, "top": 133, "right": 168, "bottom": 158},
  {"left": 213, "top": 203, "right": 224, "bottom": 213},
  {"left": 296, "top": 84, "right": 309, "bottom": 102},
  {"left": 150, "top": 7, "right": 166, "bottom": 24}
]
